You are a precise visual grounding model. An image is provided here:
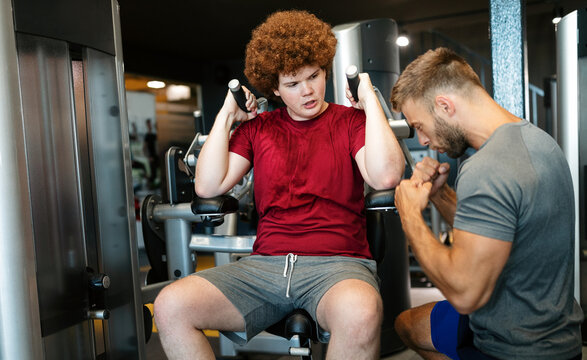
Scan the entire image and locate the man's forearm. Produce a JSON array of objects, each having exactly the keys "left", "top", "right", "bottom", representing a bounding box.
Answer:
[
  {"left": 430, "top": 183, "right": 457, "bottom": 226},
  {"left": 400, "top": 206, "right": 452, "bottom": 288}
]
